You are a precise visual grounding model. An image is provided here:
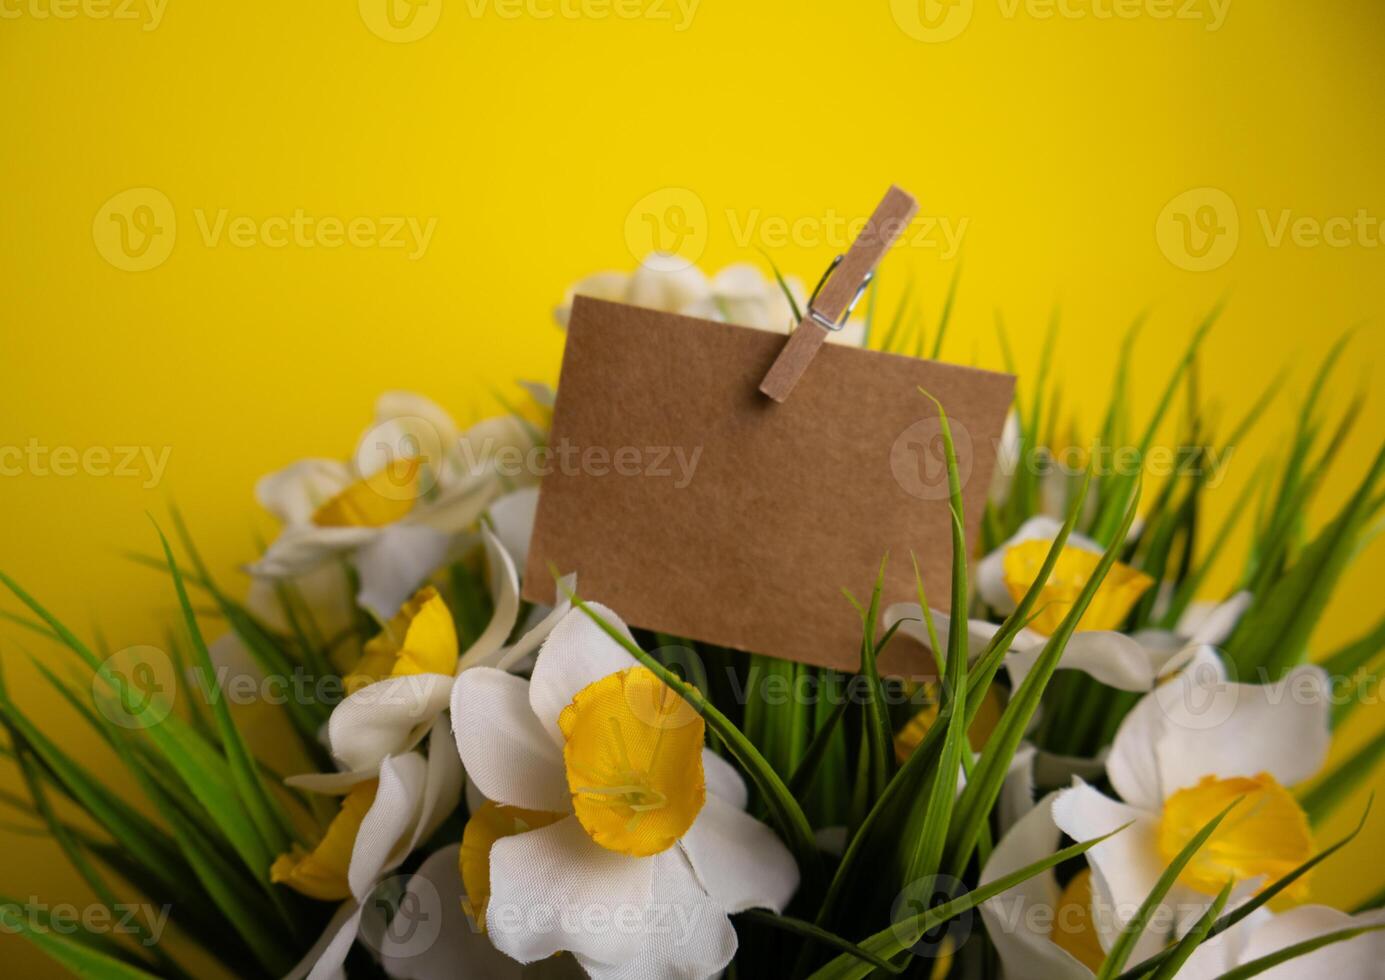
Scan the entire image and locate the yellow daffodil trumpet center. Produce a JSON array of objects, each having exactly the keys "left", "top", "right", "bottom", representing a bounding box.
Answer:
[
  {"left": 345, "top": 586, "right": 458, "bottom": 695},
  {"left": 1002, "top": 539, "right": 1154, "bottom": 636},
  {"left": 459, "top": 802, "right": 565, "bottom": 931},
  {"left": 1157, "top": 773, "right": 1313, "bottom": 899},
  {"left": 311, "top": 457, "right": 422, "bottom": 528},
  {"left": 558, "top": 666, "right": 705, "bottom": 857},
  {"left": 1051, "top": 868, "right": 1107, "bottom": 972},
  {"left": 270, "top": 780, "right": 377, "bottom": 901}
]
